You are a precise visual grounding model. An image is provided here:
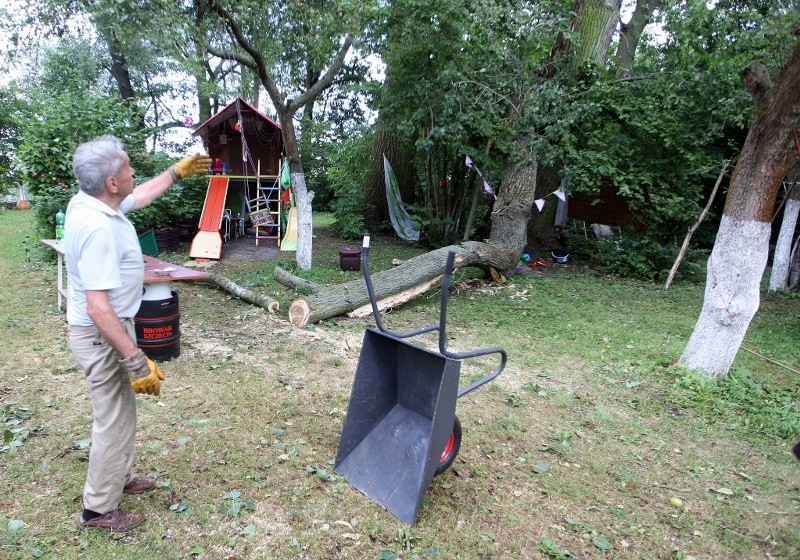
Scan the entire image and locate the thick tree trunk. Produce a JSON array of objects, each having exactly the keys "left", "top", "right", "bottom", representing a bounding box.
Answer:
[
  {"left": 105, "top": 33, "right": 136, "bottom": 101},
  {"left": 279, "top": 112, "right": 315, "bottom": 271},
  {"left": 489, "top": 135, "right": 539, "bottom": 255},
  {"left": 680, "top": 44, "right": 800, "bottom": 377},
  {"left": 280, "top": 138, "right": 539, "bottom": 327},
  {"left": 615, "top": 0, "right": 660, "bottom": 77},
  {"left": 293, "top": 169, "right": 314, "bottom": 271},
  {"left": 363, "top": 112, "right": 418, "bottom": 228},
  {"left": 769, "top": 178, "right": 800, "bottom": 291},
  {"left": 679, "top": 217, "right": 770, "bottom": 375},
  {"left": 100, "top": 29, "right": 146, "bottom": 131},
  {"left": 571, "top": 0, "right": 622, "bottom": 68},
  {"left": 284, "top": 241, "right": 516, "bottom": 327}
]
